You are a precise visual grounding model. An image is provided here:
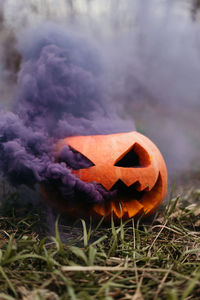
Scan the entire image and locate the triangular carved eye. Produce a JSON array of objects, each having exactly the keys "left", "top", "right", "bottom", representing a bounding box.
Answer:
[
  {"left": 114, "top": 143, "right": 151, "bottom": 167},
  {"left": 58, "top": 146, "right": 94, "bottom": 170}
]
